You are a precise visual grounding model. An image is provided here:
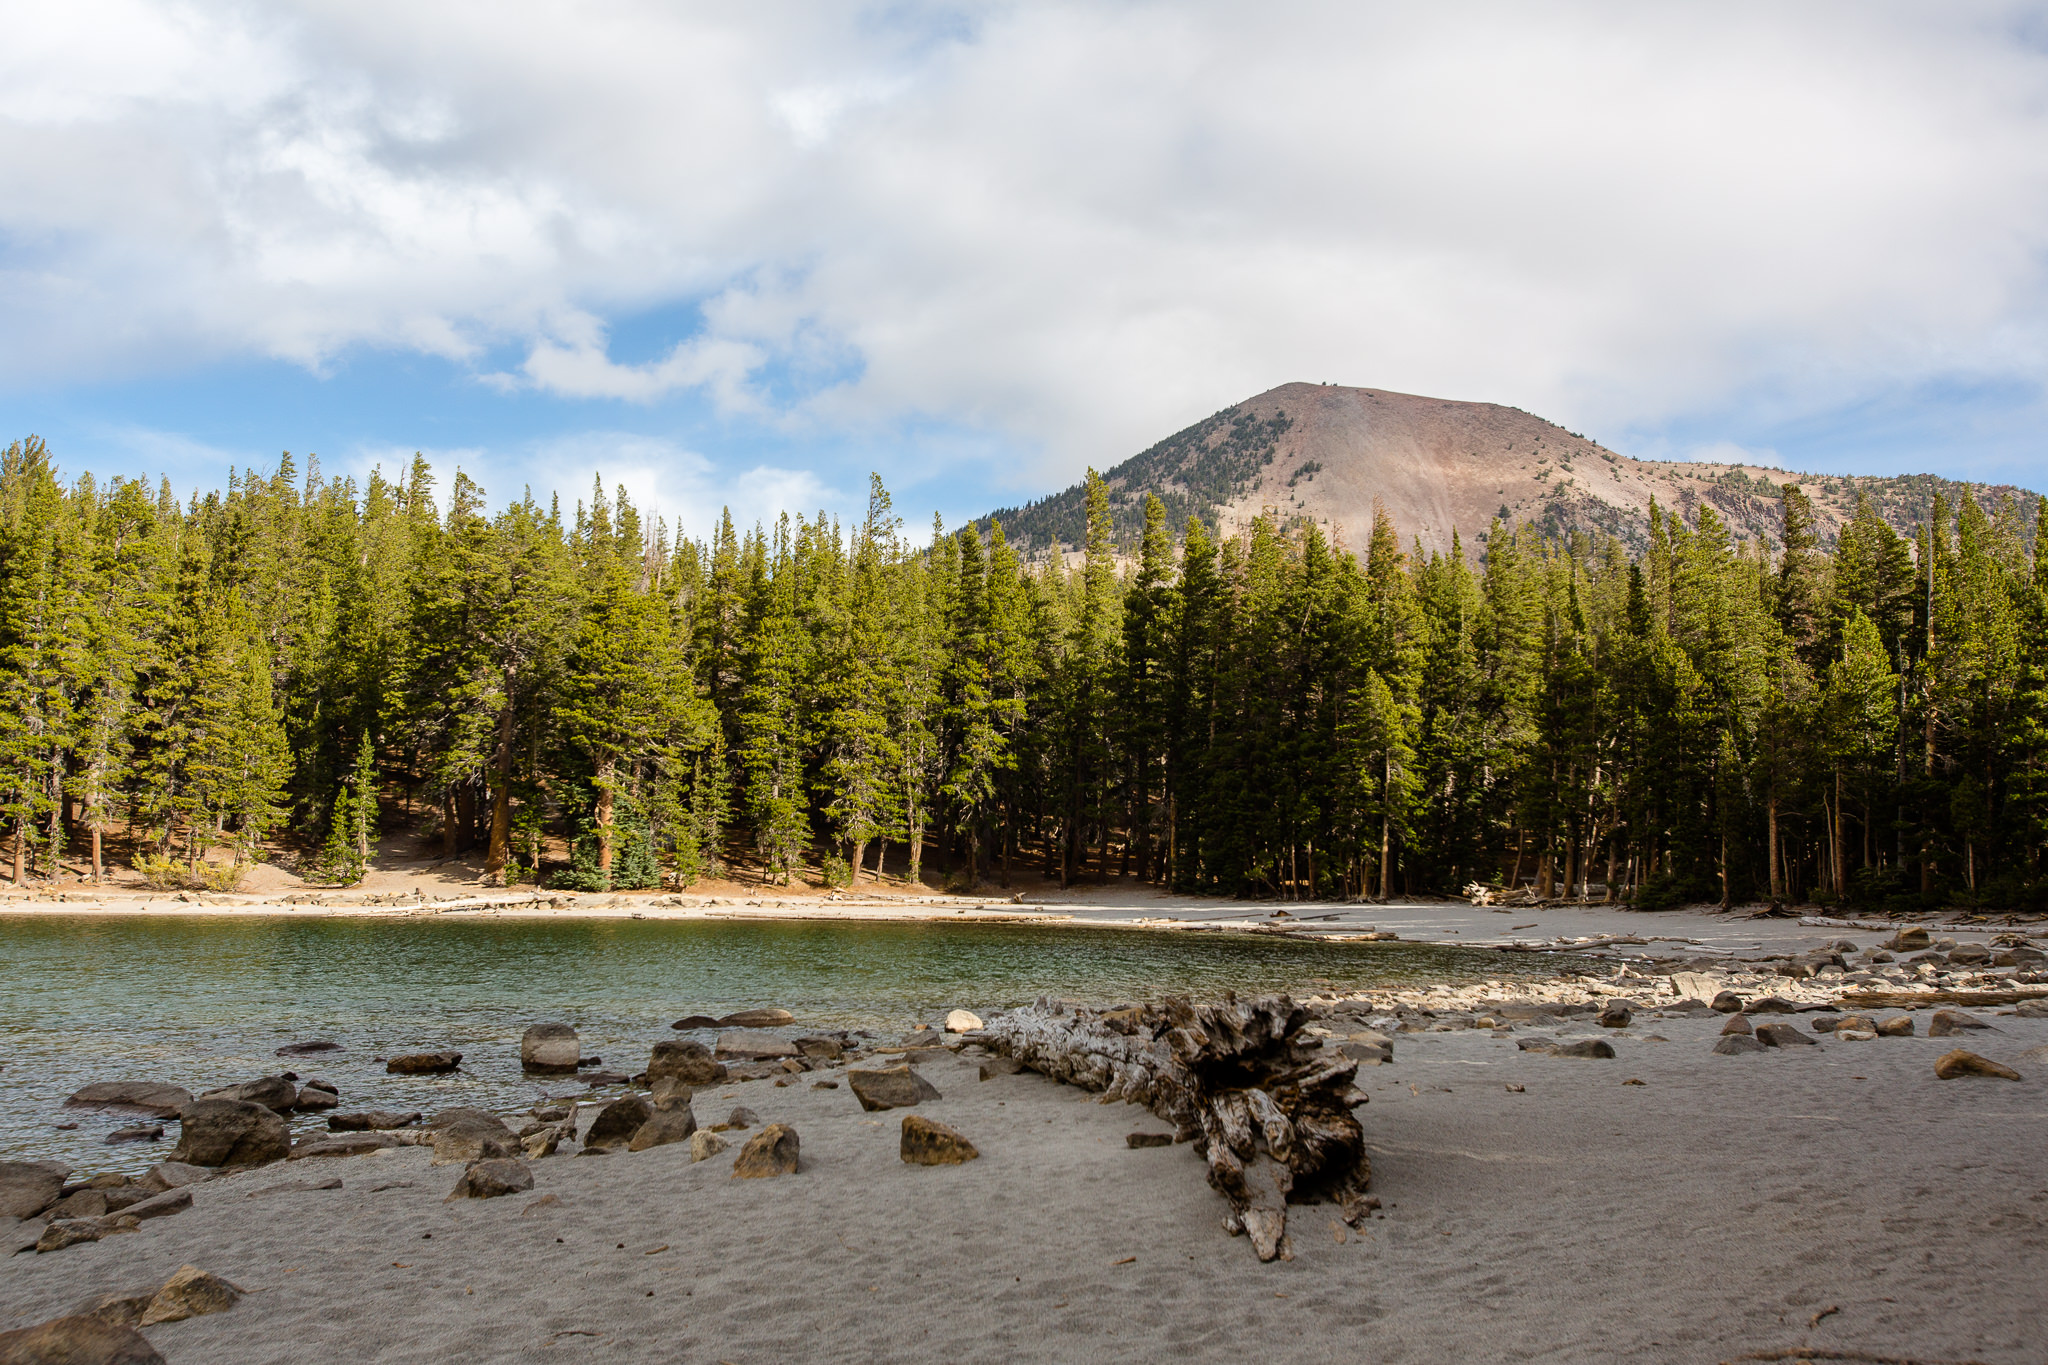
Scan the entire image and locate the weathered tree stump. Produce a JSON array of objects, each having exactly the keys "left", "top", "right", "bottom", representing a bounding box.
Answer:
[{"left": 976, "top": 994, "right": 1370, "bottom": 1262}]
